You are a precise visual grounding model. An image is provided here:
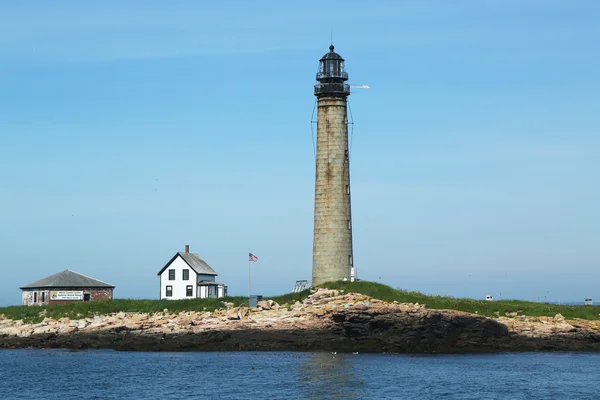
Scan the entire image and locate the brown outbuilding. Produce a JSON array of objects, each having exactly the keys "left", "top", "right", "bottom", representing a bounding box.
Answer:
[{"left": 20, "top": 269, "right": 115, "bottom": 306}]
